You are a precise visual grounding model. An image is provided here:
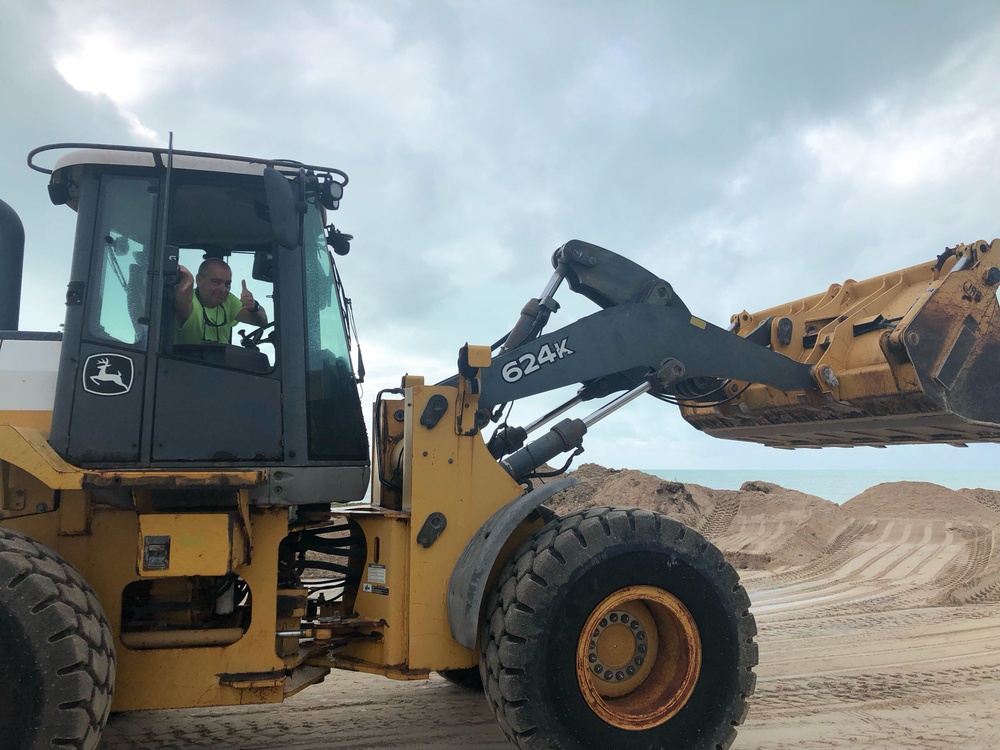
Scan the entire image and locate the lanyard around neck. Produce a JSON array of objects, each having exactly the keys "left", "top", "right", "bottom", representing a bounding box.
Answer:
[{"left": 198, "top": 292, "right": 231, "bottom": 343}]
